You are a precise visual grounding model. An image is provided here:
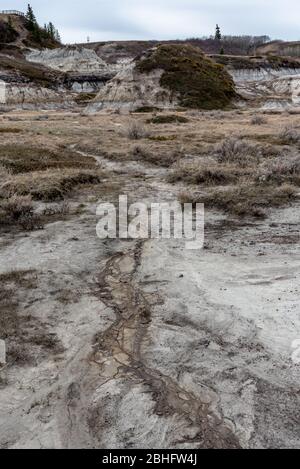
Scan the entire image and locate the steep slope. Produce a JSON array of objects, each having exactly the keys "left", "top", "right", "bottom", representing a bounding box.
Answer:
[
  {"left": 0, "top": 12, "right": 60, "bottom": 49},
  {"left": 213, "top": 55, "right": 300, "bottom": 109},
  {"left": 90, "top": 44, "right": 236, "bottom": 112}
]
